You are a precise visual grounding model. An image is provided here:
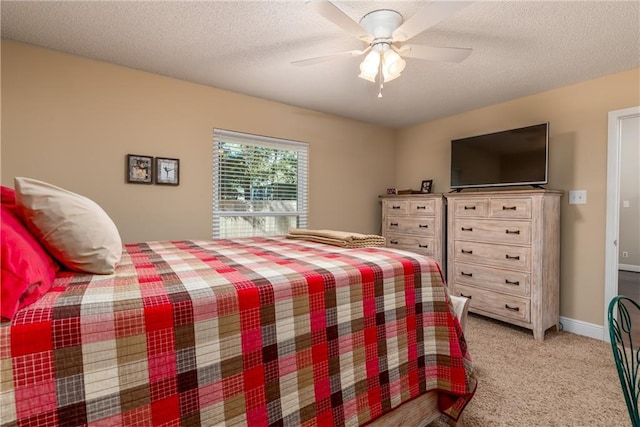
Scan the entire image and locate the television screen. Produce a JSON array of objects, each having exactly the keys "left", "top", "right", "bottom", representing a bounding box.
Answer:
[{"left": 450, "top": 123, "right": 549, "bottom": 189}]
